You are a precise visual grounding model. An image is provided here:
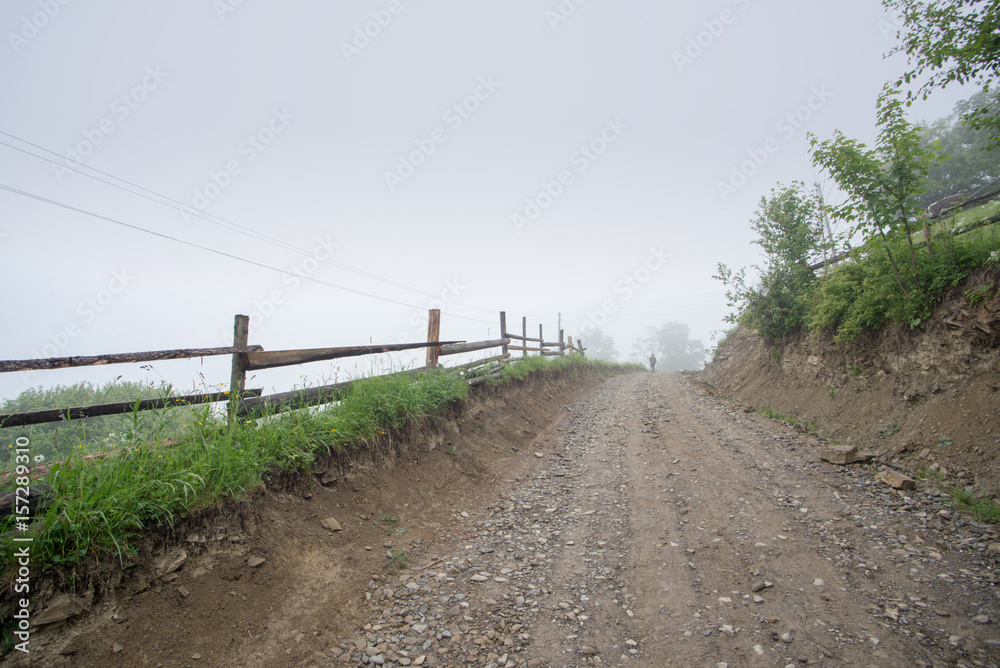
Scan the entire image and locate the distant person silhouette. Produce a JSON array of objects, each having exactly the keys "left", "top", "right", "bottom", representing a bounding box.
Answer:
[{"left": 649, "top": 354, "right": 656, "bottom": 372}]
